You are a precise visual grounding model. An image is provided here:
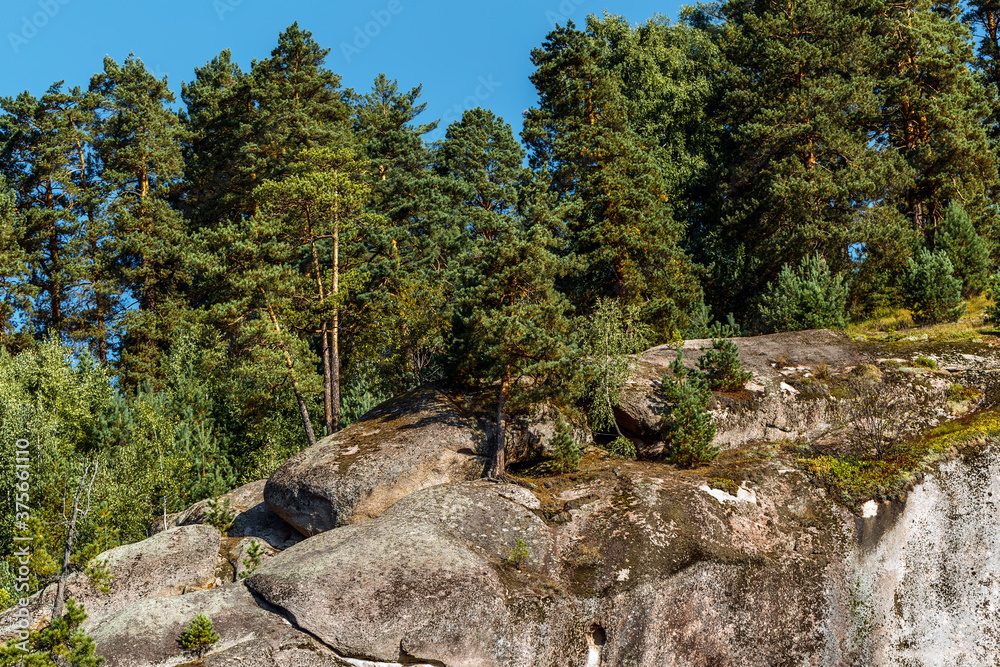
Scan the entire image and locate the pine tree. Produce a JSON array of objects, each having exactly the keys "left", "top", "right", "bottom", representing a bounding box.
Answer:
[
  {"left": 0, "top": 598, "right": 103, "bottom": 666},
  {"left": 708, "top": 0, "right": 902, "bottom": 318},
  {"left": 903, "top": 247, "right": 967, "bottom": 323},
  {"left": 349, "top": 76, "right": 456, "bottom": 396},
  {"left": 179, "top": 613, "right": 220, "bottom": 658},
  {"left": 254, "top": 143, "right": 379, "bottom": 435},
  {"left": 444, "top": 110, "right": 580, "bottom": 478},
  {"left": 90, "top": 54, "right": 187, "bottom": 383},
  {"left": 522, "top": 22, "right": 703, "bottom": 338},
  {"left": 876, "top": 0, "right": 998, "bottom": 240},
  {"left": 758, "top": 253, "right": 849, "bottom": 332},
  {"left": 934, "top": 201, "right": 991, "bottom": 295}
]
